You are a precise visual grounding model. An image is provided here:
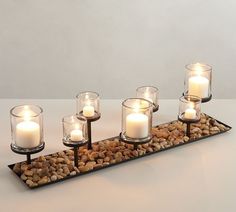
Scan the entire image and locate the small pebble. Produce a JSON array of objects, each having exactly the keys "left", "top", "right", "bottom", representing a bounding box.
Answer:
[
  {"left": 70, "top": 171, "right": 76, "bottom": 176},
  {"left": 20, "top": 174, "right": 27, "bottom": 181},
  {"left": 57, "top": 158, "right": 64, "bottom": 163},
  {"left": 78, "top": 166, "right": 90, "bottom": 172},
  {"left": 26, "top": 179, "right": 34, "bottom": 187},
  {"left": 24, "top": 170, "right": 33, "bottom": 176},
  {"left": 38, "top": 177, "right": 48, "bottom": 185},
  {"left": 51, "top": 175, "right": 57, "bottom": 181}
]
